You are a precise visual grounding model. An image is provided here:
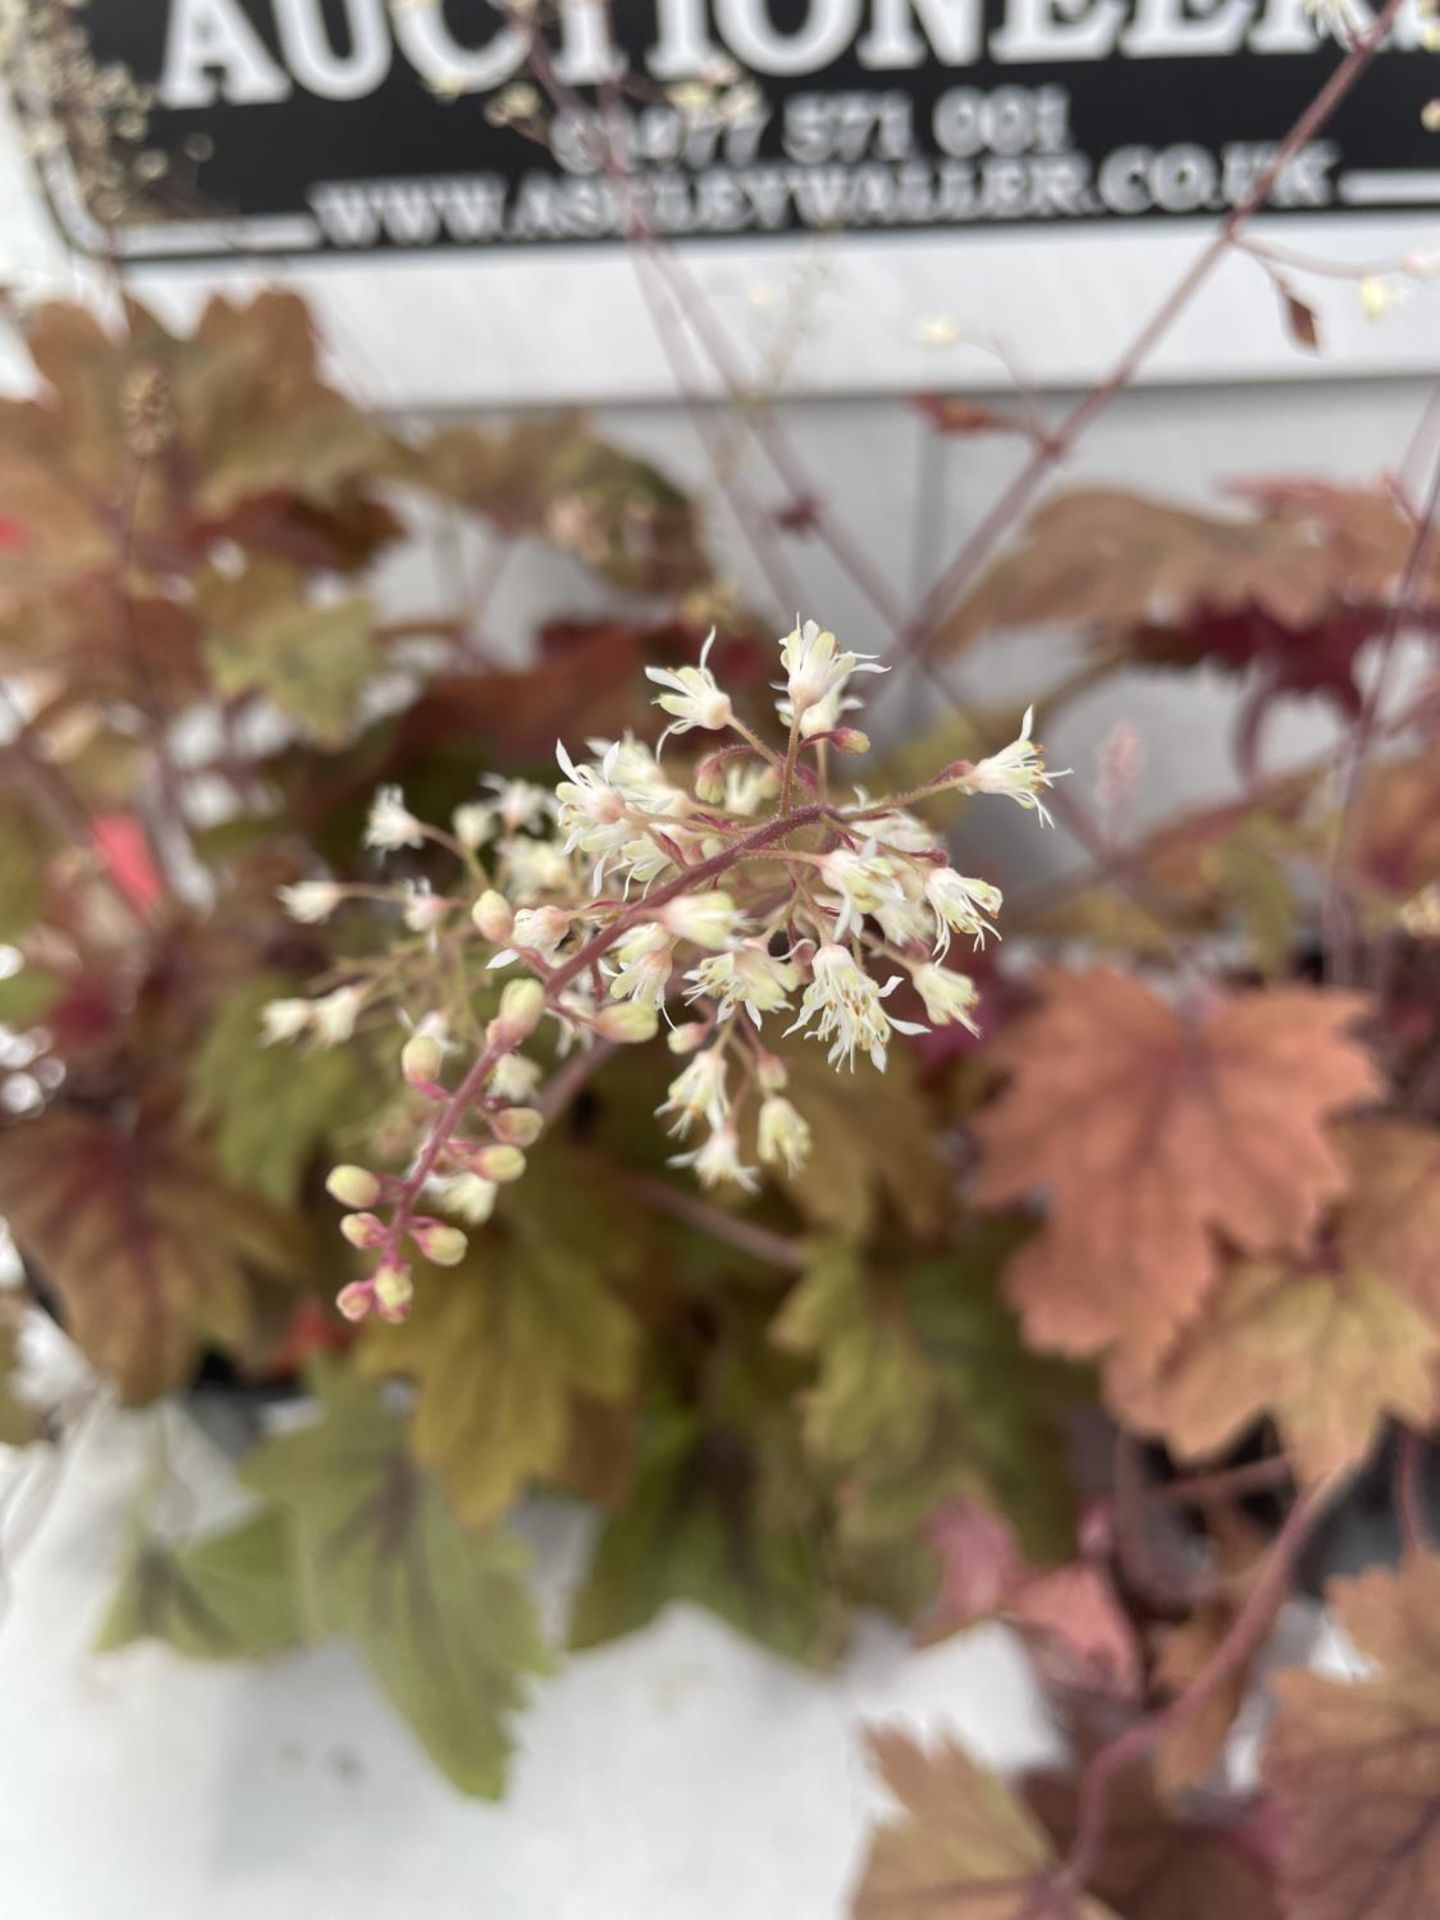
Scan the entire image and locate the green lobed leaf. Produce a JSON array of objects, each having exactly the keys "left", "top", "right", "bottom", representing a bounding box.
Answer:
[
  {"left": 188, "top": 974, "right": 376, "bottom": 1206},
  {"left": 242, "top": 1361, "right": 550, "bottom": 1797},
  {"left": 569, "top": 1406, "right": 844, "bottom": 1667},
  {"left": 758, "top": 1039, "right": 951, "bottom": 1241},
  {"left": 359, "top": 1146, "right": 640, "bottom": 1527},
  {"left": 776, "top": 1222, "right": 1081, "bottom": 1566},
  {"left": 94, "top": 1509, "right": 305, "bottom": 1661},
  {"left": 202, "top": 563, "right": 379, "bottom": 747}
]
